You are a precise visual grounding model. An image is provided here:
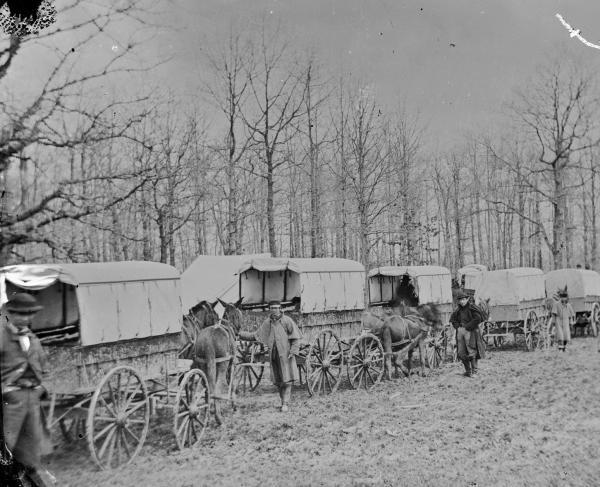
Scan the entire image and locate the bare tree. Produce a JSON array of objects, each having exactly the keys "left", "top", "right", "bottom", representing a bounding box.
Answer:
[
  {"left": 0, "top": 0, "right": 165, "bottom": 264},
  {"left": 240, "top": 21, "right": 308, "bottom": 257},
  {"left": 505, "top": 60, "right": 600, "bottom": 269}
]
